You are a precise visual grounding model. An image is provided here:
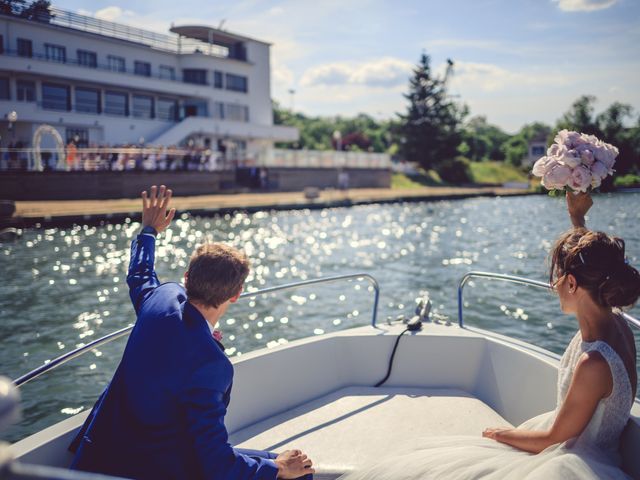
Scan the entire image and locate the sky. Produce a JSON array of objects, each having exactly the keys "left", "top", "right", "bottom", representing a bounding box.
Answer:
[{"left": 54, "top": 0, "right": 640, "bottom": 133}]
